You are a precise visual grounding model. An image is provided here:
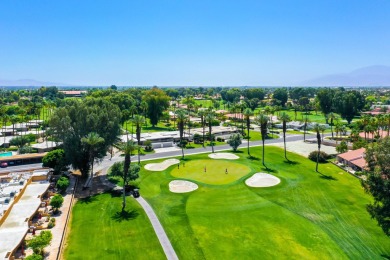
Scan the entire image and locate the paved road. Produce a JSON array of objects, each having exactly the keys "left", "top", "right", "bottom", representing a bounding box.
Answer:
[{"left": 0, "top": 133, "right": 324, "bottom": 174}]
